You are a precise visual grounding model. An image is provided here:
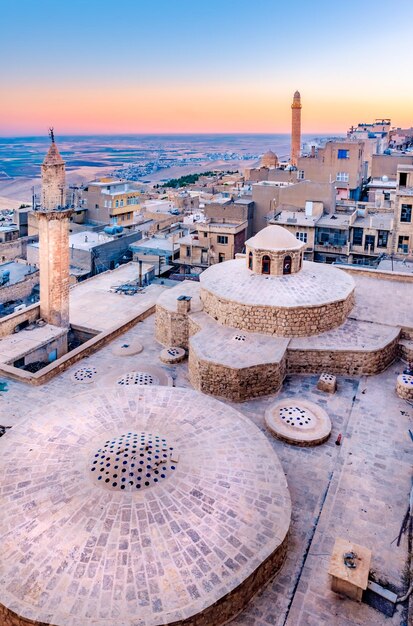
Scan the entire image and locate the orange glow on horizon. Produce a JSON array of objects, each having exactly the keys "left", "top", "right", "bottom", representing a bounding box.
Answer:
[{"left": 2, "top": 83, "right": 412, "bottom": 136}]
